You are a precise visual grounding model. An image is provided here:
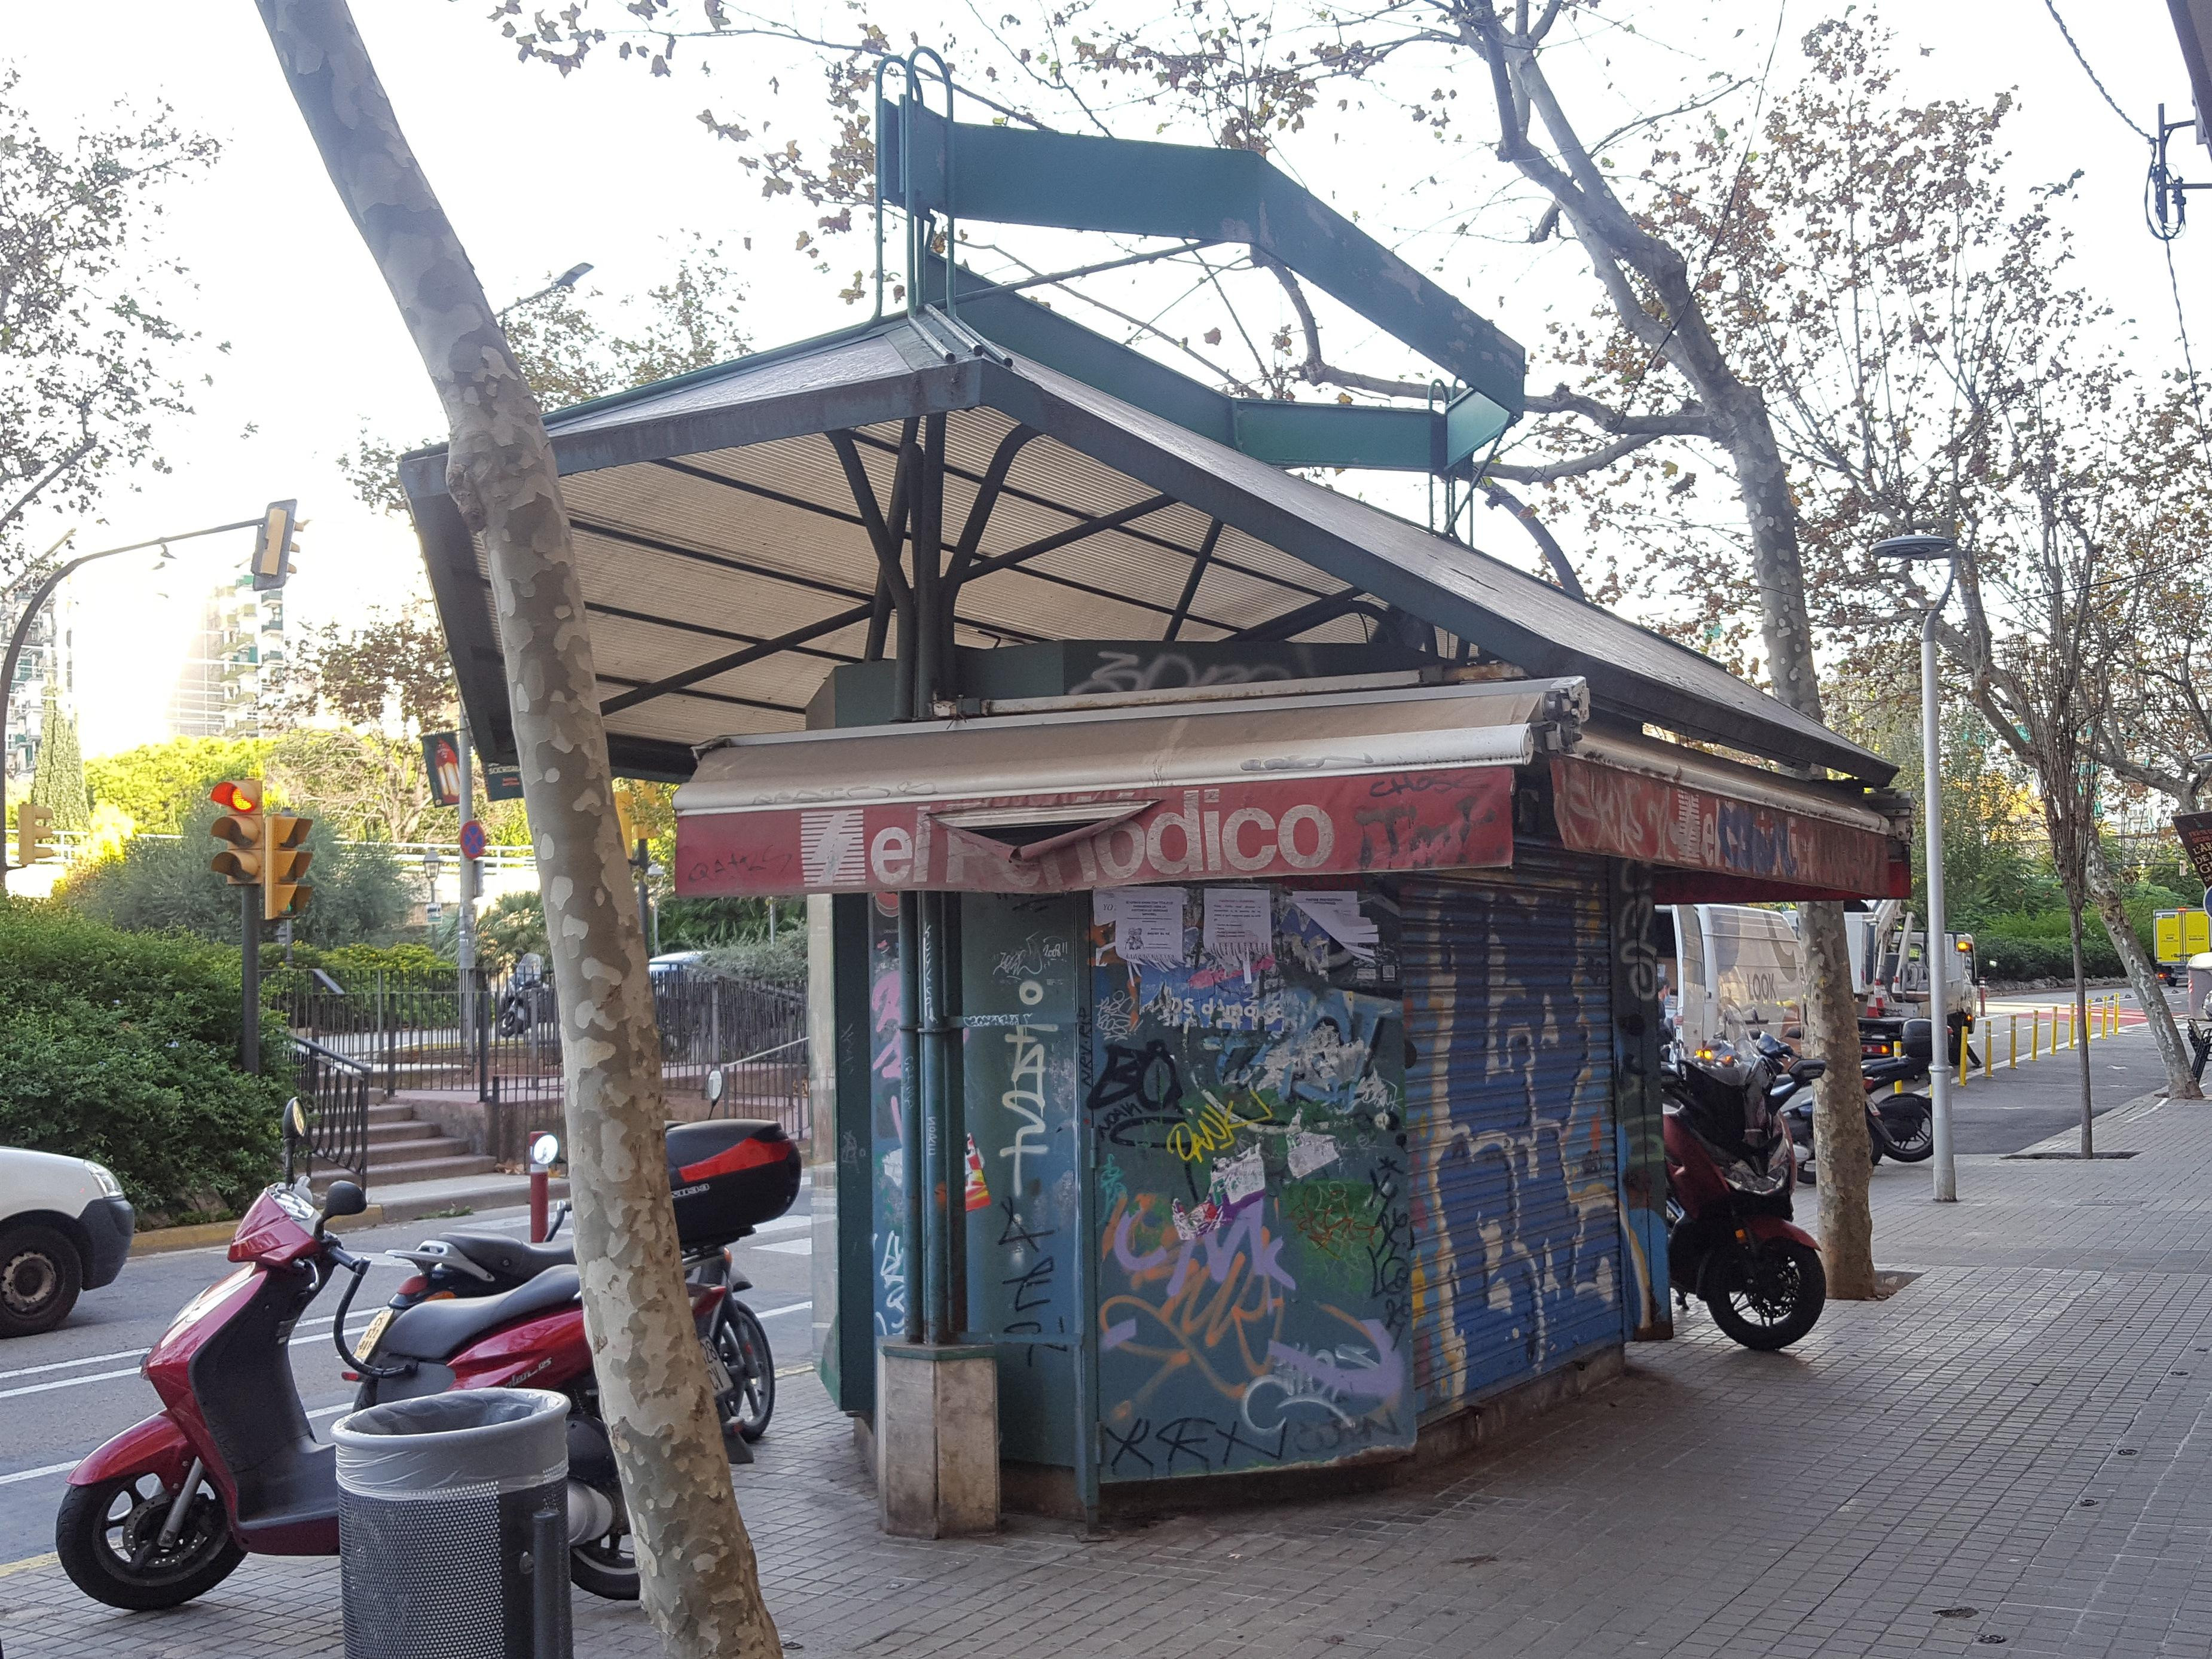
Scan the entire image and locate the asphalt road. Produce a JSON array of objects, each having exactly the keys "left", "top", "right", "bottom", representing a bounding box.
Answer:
[
  {"left": 0, "top": 1187, "right": 815, "bottom": 1573},
  {"left": 1946, "top": 987, "right": 2191, "bottom": 1154}
]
